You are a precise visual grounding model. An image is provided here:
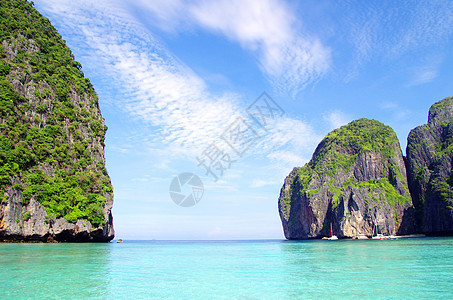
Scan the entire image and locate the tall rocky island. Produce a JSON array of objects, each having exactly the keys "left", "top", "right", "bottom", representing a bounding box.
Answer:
[
  {"left": 406, "top": 97, "right": 453, "bottom": 235},
  {"left": 0, "top": 0, "right": 114, "bottom": 242},
  {"left": 279, "top": 97, "right": 453, "bottom": 239},
  {"left": 279, "top": 119, "right": 415, "bottom": 239}
]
